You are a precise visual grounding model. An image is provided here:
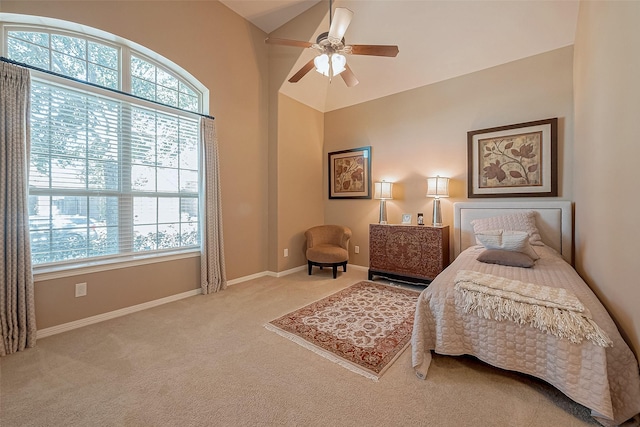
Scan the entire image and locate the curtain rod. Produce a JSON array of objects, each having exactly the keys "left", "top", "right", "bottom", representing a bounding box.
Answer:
[{"left": 1, "top": 56, "right": 215, "bottom": 121}]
